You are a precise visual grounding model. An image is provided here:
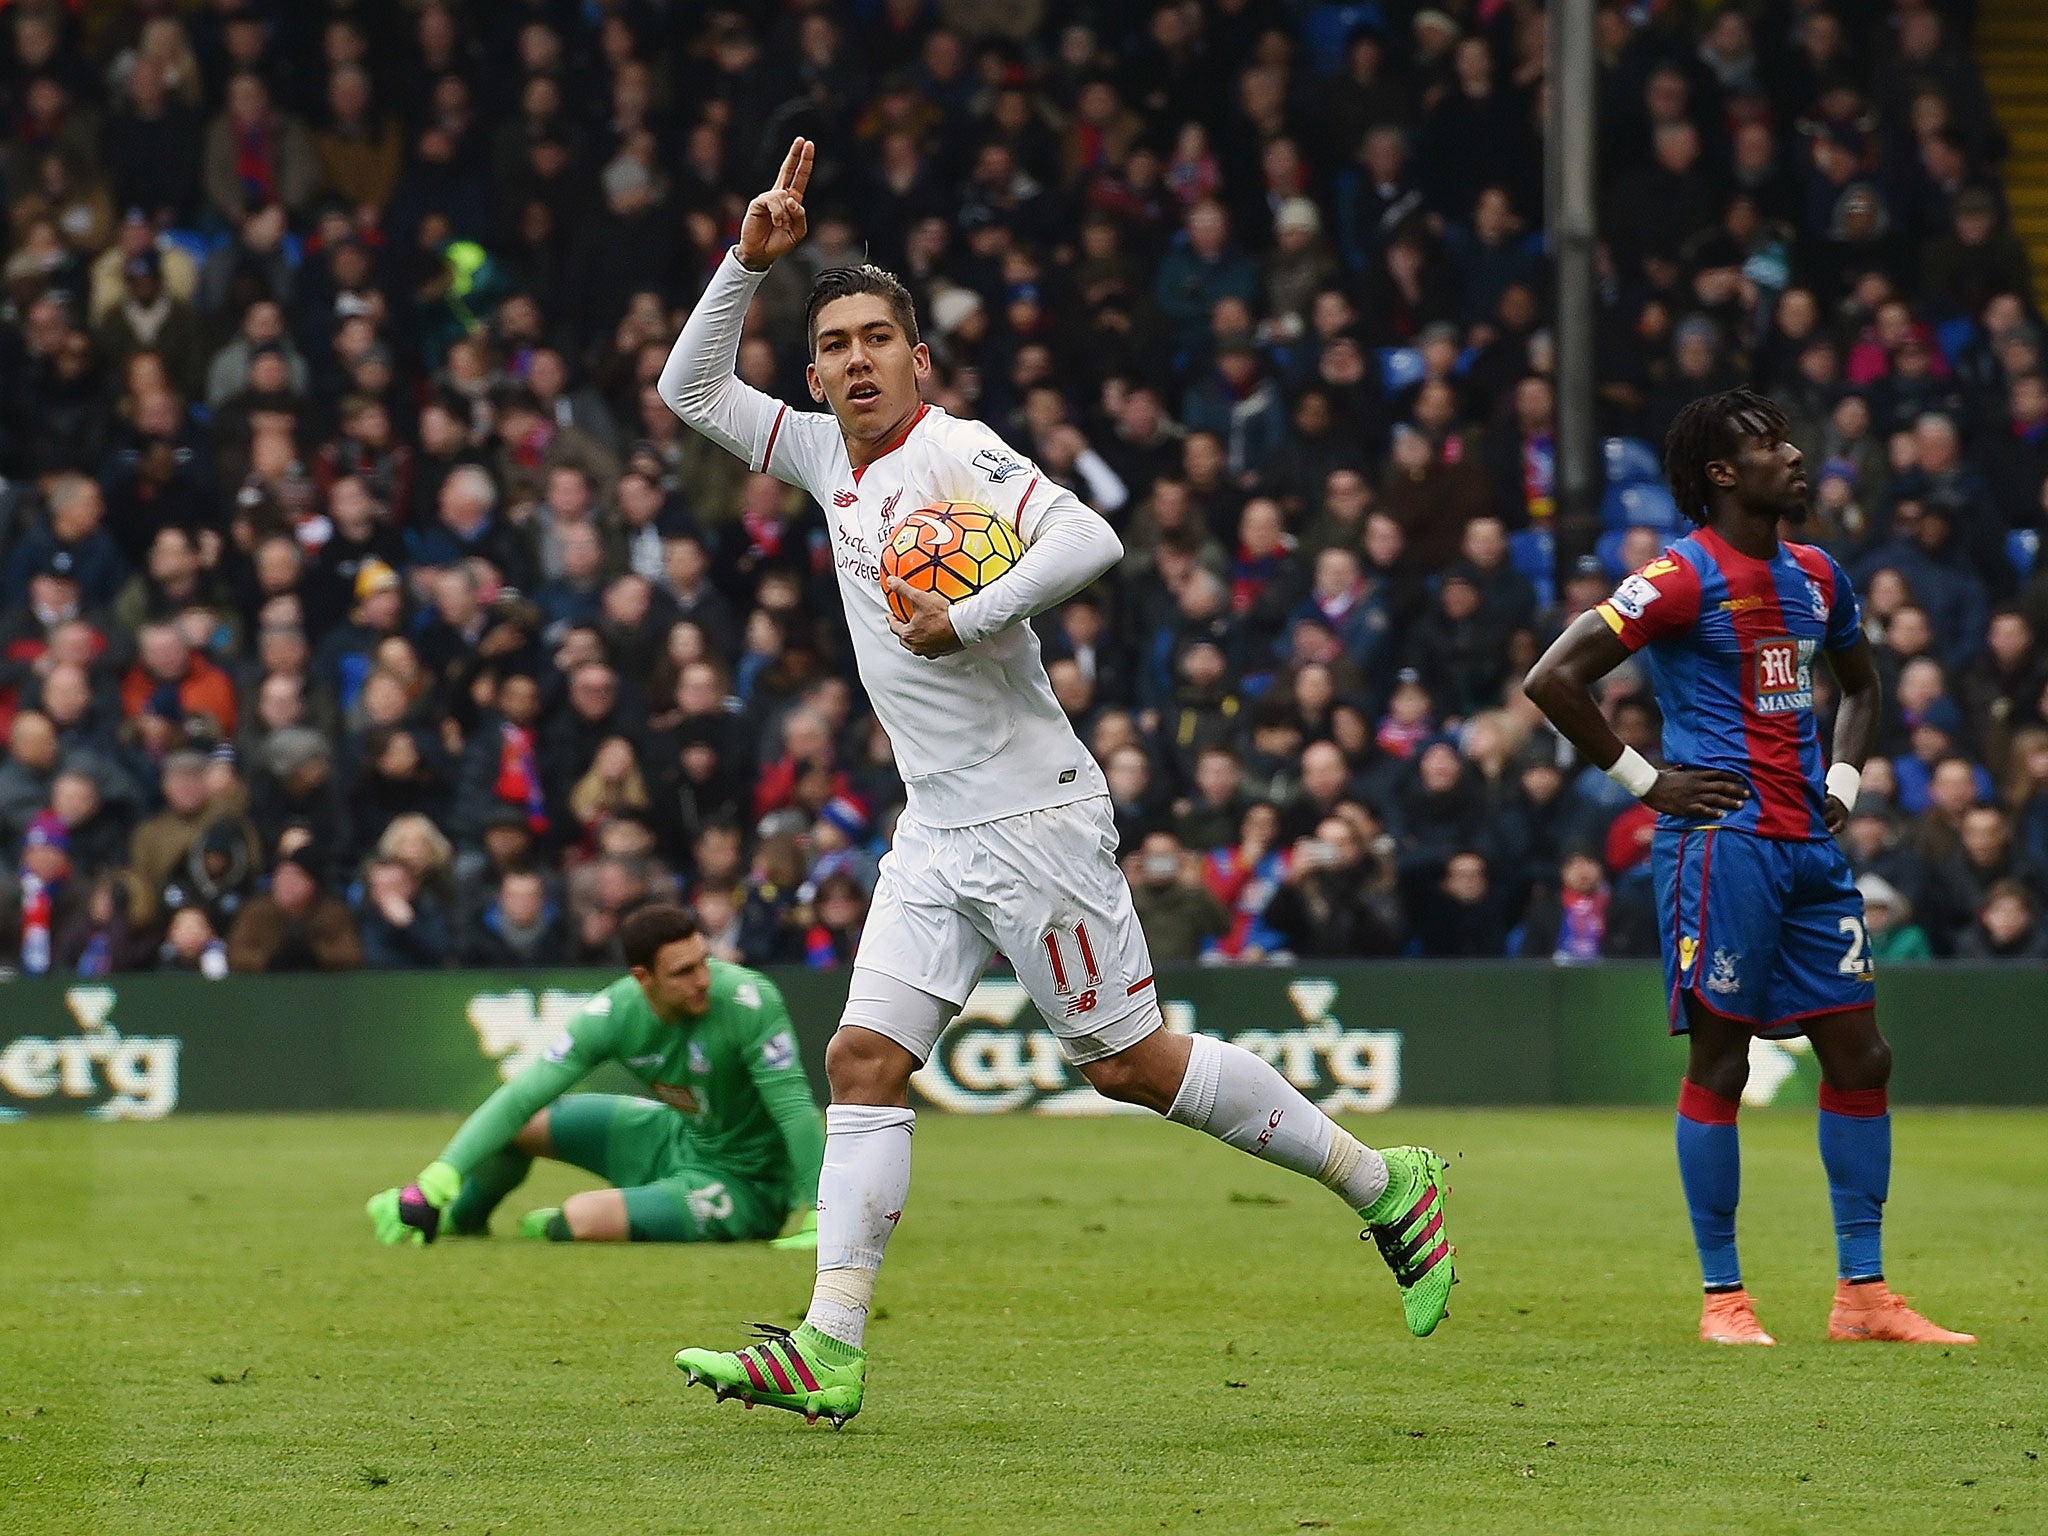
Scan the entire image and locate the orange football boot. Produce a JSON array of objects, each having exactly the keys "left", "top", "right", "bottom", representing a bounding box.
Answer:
[
  {"left": 1827, "top": 1281, "right": 1976, "bottom": 1344},
  {"left": 1700, "top": 1288, "right": 1777, "bottom": 1345}
]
